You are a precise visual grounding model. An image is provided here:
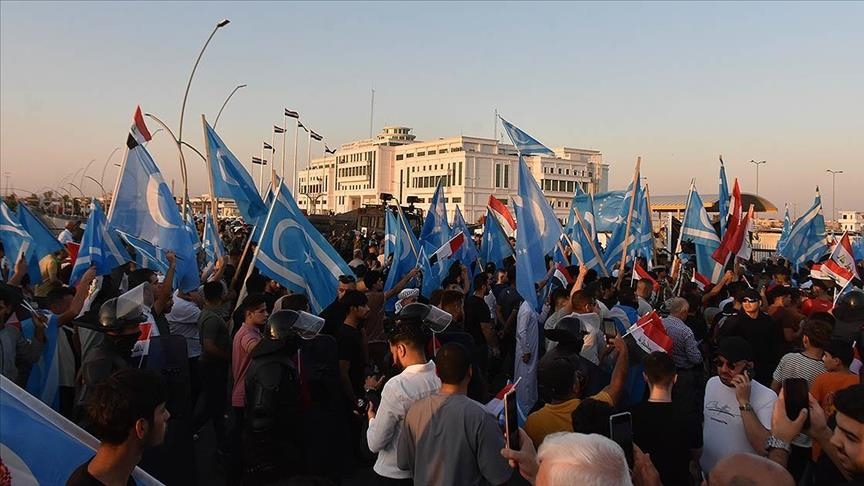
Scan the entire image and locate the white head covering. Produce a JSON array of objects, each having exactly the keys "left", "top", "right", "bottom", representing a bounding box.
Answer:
[{"left": 395, "top": 288, "right": 420, "bottom": 314}]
